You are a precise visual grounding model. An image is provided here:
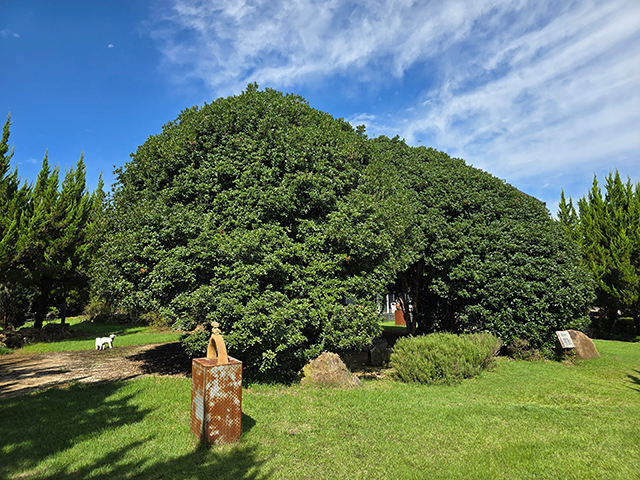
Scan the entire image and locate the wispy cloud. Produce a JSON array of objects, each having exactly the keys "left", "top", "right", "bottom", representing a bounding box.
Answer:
[
  {"left": 1, "top": 29, "right": 20, "bottom": 38},
  {"left": 399, "top": 1, "right": 640, "bottom": 184},
  {"left": 150, "top": 0, "right": 519, "bottom": 93},
  {"left": 149, "top": 0, "right": 640, "bottom": 208}
]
